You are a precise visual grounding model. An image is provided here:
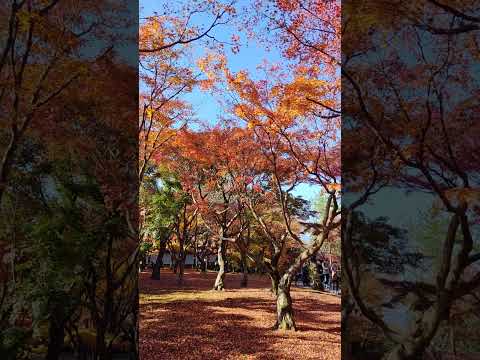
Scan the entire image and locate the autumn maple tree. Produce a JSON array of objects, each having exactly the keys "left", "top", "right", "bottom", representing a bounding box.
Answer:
[
  {"left": 138, "top": 0, "right": 236, "bottom": 181},
  {"left": 0, "top": 1, "right": 138, "bottom": 359},
  {"left": 215, "top": 64, "right": 340, "bottom": 329},
  {"left": 0, "top": 0, "right": 124, "bottom": 204},
  {"left": 138, "top": 0, "right": 342, "bottom": 340},
  {"left": 342, "top": 0, "right": 480, "bottom": 358}
]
